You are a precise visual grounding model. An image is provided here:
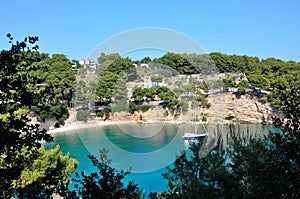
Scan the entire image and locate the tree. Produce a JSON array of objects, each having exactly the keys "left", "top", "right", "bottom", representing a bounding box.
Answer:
[
  {"left": 12, "top": 145, "right": 77, "bottom": 198},
  {"left": 155, "top": 52, "right": 194, "bottom": 74},
  {"left": 247, "top": 73, "right": 270, "bottom": 89},
  {"left": 237, "top": 80, "right": 249, "bottom": 91},
  {"left": 140, "top": 56, "right": 152, "bottom": 64},
  {"left": 161, "top": 85, "right": 300, "bottom": 198},
  {"left": 76, "top": 110, "right": 90, "bottom": 122},
  {"left": 151, "top": 74, "right": 163, "bottom": 84},
  {"left": 162, "top": 137, "right": 228, "bottom": 198},
  {"left": 96, "top": 71, "right": 119, "bottom": 102},
  {"left": 96, "top": 57, "right": 135, "bottom": 102},
  {"left": 71, "top": 149, "right": 140, "bottom": 199},
  {"left": 0, "top": 34, "right": 76, "bottom": 198},
  {"left": 96, "top": 53, "right": 121, "bottom": 75},
  {"left": 43, "top": 54, "right": 76, "bottom": 104},
  {"left": 157, "top": 86, "right": 177, "bottom": 101}
]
